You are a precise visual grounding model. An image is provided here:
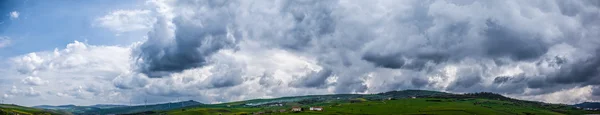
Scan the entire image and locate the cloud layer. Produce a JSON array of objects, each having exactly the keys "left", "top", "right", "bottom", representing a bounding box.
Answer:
[{"left": 1, "top": 0, "right": 600, "bottom": 106}]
